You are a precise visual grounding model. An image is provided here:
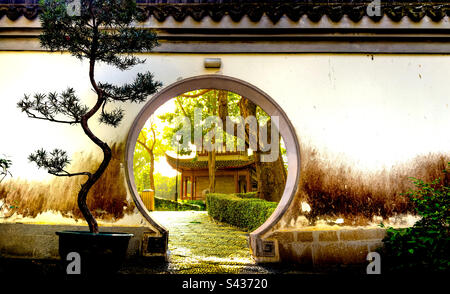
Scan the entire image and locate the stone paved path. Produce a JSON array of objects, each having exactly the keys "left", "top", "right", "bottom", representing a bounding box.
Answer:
[{"left": 148, "top": 211, "right": 271, "bottom": 274}]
